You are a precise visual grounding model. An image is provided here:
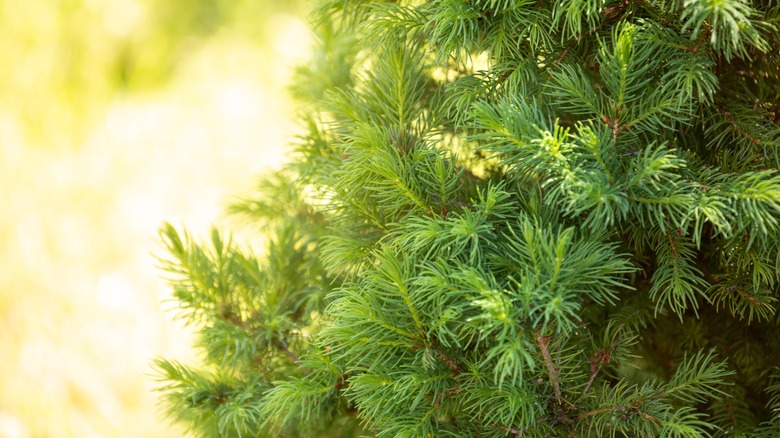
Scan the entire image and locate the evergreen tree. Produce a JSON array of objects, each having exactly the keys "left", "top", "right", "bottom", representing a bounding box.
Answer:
[{"left": 154, "top": 0, "right": 780, "bottom": 436}]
